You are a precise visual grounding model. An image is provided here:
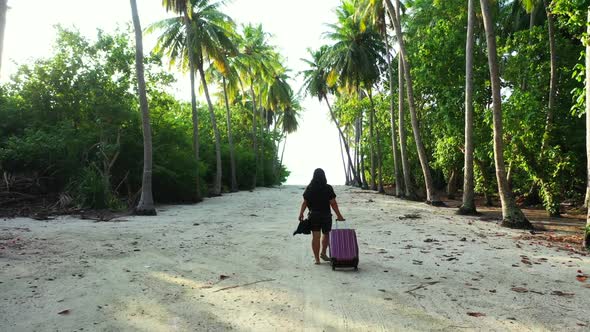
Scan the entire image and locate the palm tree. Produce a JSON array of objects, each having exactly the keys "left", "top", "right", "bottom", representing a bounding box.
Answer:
[
  {"left": 300, "top": 46, "right": 361, "bottom": 185},
  {"left": 386, "top": 36, "right": 403, "bottom": 197},
  {"left": 130, "top": 0, "right": 156, "bottom": 215},
  {"left": 459, "top": 0, "right": 478, "bottom": 215},
  {"left": 220, "top": 62, "right": 240, "bottom": 192},
  {"left": 398, "top": 49, "right": 416, "bottom": 199},
  {"left": 205, "top": 58, "right": 241, "bottom": 192},
  {"left": 324, "top": 1, "right": 384, "bottom": 189},
  {"left": 0, "top": 0, "right": 8, "bottom": 77},
  {"left": 158, "top": 0, "right": 202, "bottom": 200},
  {"left": 479, "top": 0, "right": 531, "bottom": 228},
  {"left": 235, "top": 24, "right": 276, "bottom": 188},
  {"left": 384, "top": 0, "right": 440, "bottom": 205},
  {"left": 276, "top": 91, "right": 301, "bottom": 175},
  {"left": 152, "top": 0, "right": 237, "bottom": 196}
]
